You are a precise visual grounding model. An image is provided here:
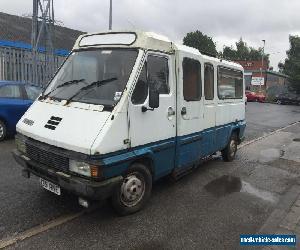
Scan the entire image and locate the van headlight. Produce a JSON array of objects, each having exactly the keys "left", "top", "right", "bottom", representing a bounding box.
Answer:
[{"left": 69, "top": 160, "right": 100, "bottom": 178}]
